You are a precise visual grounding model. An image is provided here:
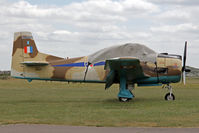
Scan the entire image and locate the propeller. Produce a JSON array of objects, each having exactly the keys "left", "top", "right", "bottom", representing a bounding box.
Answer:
[{"left": 181, "top": 41, "right": 190, "bottom": 85}]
